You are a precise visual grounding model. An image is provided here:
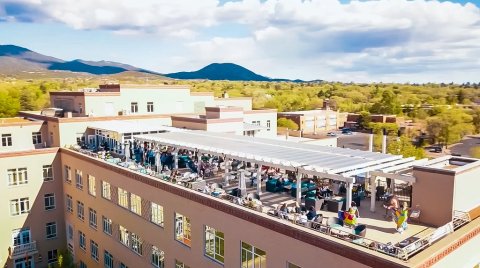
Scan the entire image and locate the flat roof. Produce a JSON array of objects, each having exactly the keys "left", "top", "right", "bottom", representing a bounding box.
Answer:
[
  {"left": 88, "top": 121, "right": 185, "bottom": 134},
  {"left": 135, "top": 131, "right": 402, "bottom": 179}
]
